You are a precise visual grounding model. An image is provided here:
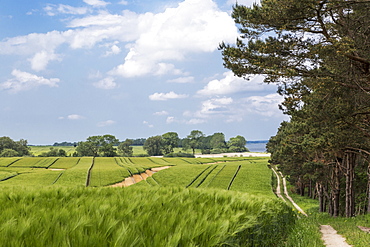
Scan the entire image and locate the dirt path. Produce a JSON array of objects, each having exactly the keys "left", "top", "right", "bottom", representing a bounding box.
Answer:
[
  {"left": 320, "top": 225, "right": 352, "bottom": 247},
  {"left": 273, "top": 167, "right": 352, "bottom": 246},
  {"left": 110, "top": 166, "right": 171, "bottom": 188},
  {"left": 279, "top": 171, "right": 307, "bottom": 216},
  {"left": 271, "top": 167, "right": 286, "bottom": 202}
]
